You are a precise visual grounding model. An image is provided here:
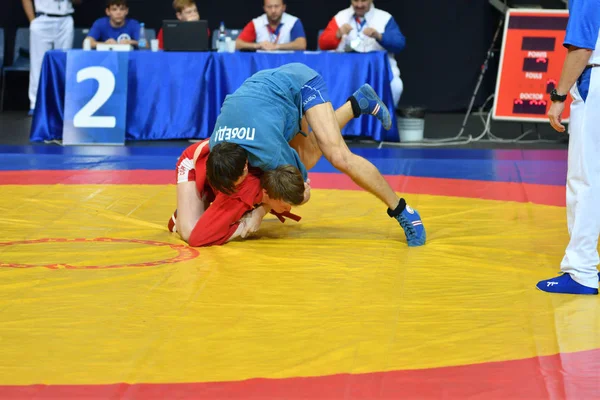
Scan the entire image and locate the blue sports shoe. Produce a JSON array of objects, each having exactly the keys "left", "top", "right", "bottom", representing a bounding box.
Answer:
[
  {"left": 536, "top": 273, "right": 598, "bottom": 295},
  {"left": 394, "top": 205, "right": 426, "bottom": 247},
  {"left": 352, "top": 84, "right": 392, "bottom": 130}
]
